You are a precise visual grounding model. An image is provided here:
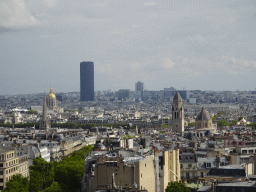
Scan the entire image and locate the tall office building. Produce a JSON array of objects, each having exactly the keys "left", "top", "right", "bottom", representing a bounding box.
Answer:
[
  {"left": 135, "top": 81, "right": 144, "bottom": 91},
  {"left": 80, "top": 61, "right": 94, "bottom": 101}
]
